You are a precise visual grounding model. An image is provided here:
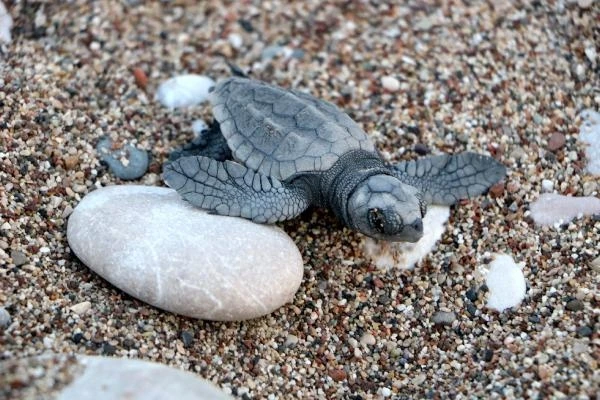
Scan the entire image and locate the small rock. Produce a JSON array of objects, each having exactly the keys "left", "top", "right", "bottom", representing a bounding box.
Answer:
[
  {"left": 381, "top": 387, "right": 392, "bottom": 397},
  {"left": 381, "top": 76, "right": 400, "bottom": 92},
  {"left": 96, "top": 137, "right": 149, "bottom": 180},
  {"left": 10, "top": 250, "right": 28, "bottom": 266},
  {"left": 284, "top": 334, "right": 299, "bottom": 348},
  {"left": 489, "top": 182, "right": 505, "bottom": 198},
  {"left": 67, "top": 186, "right": 303, "bottom": 321},
  {"left": 466, "top": 303, "right": 477, "bottom": 317},
  {"left": 227, "top": 33, "right": 242, "bottom": 49},
  {"left": 565, "top": 299, "right": 584, "bottom": 312},
  {"left": 547, "top": 132, "right": 566, "bottom": 152},
  {"left": 483, "top": 349, "right": 494, "bottom": 362},
  {"left": 432, "top": 311, "right": 456, "bottom": 325},
  {"left": 0, "top": 2, "right": 13, "bottom": 44},
  {"left": 0, "top": 307, "right": 11, "bottom": 328},
  {"left": 102, "top": 343, "right": 117, "bottom": 355},
  {"left": 486, "top": 254, "right": 526, "bottom": 312},
  {"left": 69, "top": 301, "right": 91, "bottom": 315},
  {"left": 578, "top": 0, "right": 593, "bottom": 9},
  {"left": 541, "top": 179, "right": 554, "bottom": 192},
  {"left": 132, "top": 67, "right": 148, "bottom": 90},
  {"left": 465, "top": 287, "right": 478, "bottom": 302},
  {"left": 412, "top": 373, "right": 426, "bottom": 385},
  {"left": 155, "top": 74, "right": 215, "bottom": 108},
  {"left": 261, "top": 45, "right": 285, "bottom": 61},
  {"left": 181, "top": 331, "right": 194, "bottom": 348},
  {"left": 63, "top": 155, "right": 79, "bottom": 170},
  {"left": 591, "top": 255, "right": 600, "bottom": 272},
  {"left": 329, "top": 368, "right": 347, "bottom": 382},
  {"left": 72, "top": 332, "right": 84, "bottom": 343},
  {"left": 576, "top": 326, "right": 593, "bottom": 337},
  {"left": 359, "top": 333, "right": 376, "bottom": 346},
  {"left": 582, "top": 181, "right": 597, "bottom": 196}
]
